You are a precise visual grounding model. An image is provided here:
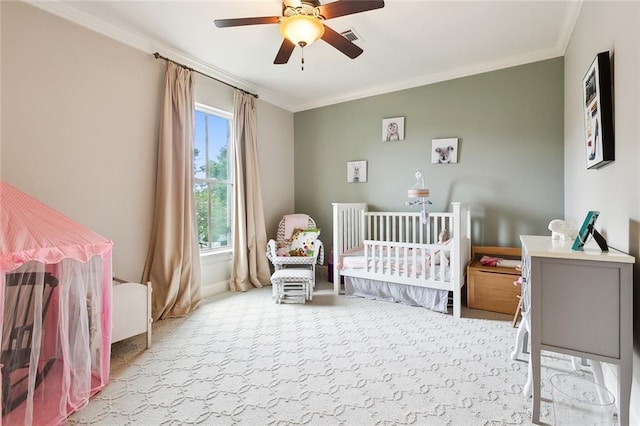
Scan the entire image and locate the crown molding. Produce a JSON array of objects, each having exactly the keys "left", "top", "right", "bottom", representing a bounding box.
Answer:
[
  {"left": 556, "top": 0, "right": 583, "bottom": 54},
  {"left": 21, "top": 0, "right": 296, "bottom": 111},
  {"left": 292, "top": 3, "right": 583, "bottom": 112},
  {"left": 22, "top": 0, "right": 580, "bottom": 114},
  {"left": 292, "top": 46, "right": 564, "bottom": 112}
]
